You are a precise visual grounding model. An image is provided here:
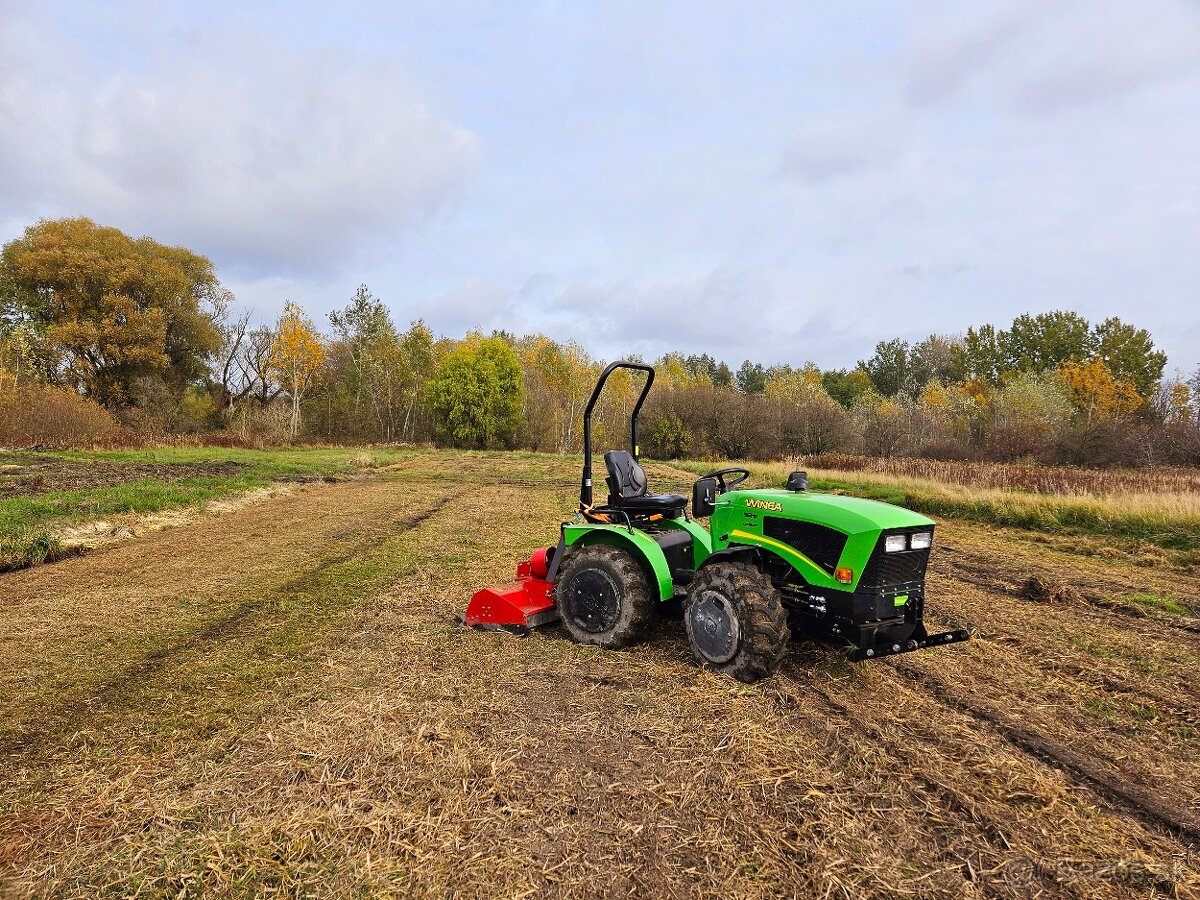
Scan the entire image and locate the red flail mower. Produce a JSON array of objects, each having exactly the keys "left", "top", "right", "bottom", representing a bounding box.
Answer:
[{"left": 462, "top": 546, "right": 559, "bottom": 633}]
